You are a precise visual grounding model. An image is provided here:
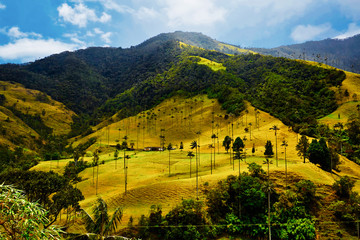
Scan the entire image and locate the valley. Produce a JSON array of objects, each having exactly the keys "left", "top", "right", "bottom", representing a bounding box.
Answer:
[{"left": 1, "top": 32, "right": 360, "bottom": 239}]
